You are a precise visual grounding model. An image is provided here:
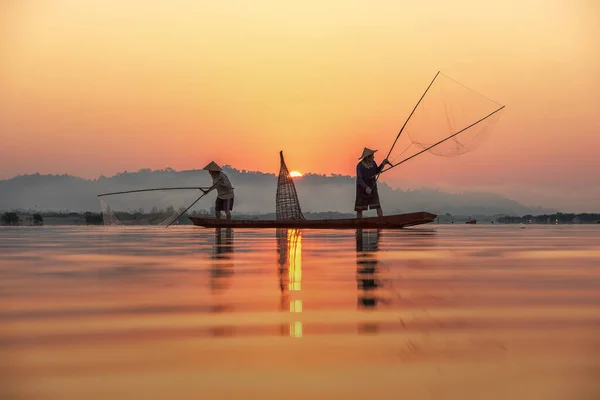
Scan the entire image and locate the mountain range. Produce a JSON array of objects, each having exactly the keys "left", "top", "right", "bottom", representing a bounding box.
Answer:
[{"left": 0, "top": 166, "right": 555, "bottom": 217}]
